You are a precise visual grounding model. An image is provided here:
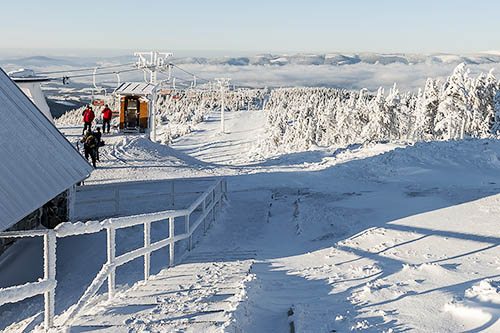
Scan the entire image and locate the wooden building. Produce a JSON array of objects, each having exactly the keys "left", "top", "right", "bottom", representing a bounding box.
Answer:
[
  {"left": 114, "top": 82, "right": 156, "bottom": 132},
  {"left": 0, "top": 67, "right": 93, "bottom": 254}
]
